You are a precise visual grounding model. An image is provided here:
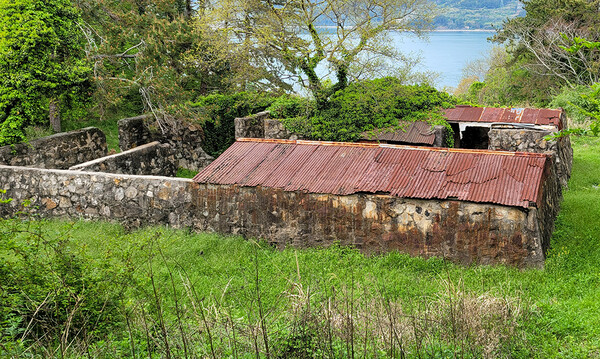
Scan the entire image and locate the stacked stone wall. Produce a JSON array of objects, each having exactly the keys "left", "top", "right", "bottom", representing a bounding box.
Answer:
[
  {"left": 0, "top": 127, "right": 107, "bottom": 169},
  {"left": 234, "top": 111, "right": 269, "bottom": 139},
  {"left": 118, "top": 116, "right": 213, "bottom": 172},
  {"left": 0, "top": 165, "right": 552, "bottom": 267},
  {"left": 264, "top": 119, "right": 294, "bottom": 139},
  {"left": 488, "top": 128, "right": 573, "bottom": 187},
  {"left": 70, "top": 141, "right": 177, "bottom": 177}
]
